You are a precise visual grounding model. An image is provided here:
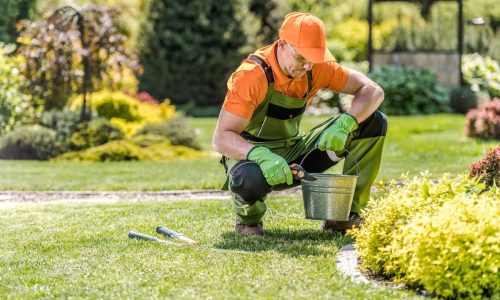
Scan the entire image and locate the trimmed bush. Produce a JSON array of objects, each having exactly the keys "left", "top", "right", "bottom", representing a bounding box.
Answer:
[
  {"left": 351, "top": 174, "right": 463, "bottom": 275},
  {"left": 57, "top": 140, "right": 144, "bottom": 162},
  {"left": 449, "top": 86, "right": 477, "bottom": 114},
  {"left": 387, "top": 189, "right": 500, "bottom": 299},
  {"left": 465, "top": 98, "right": 500, "bottom": 139},
  {"left": 469, "top": 145, "right": 500, "bottom": 188},
  {"left": 369, "top": 65, "right": 449, "bottom": 115},
  {"left": 70, "top": 118, "right": 124, "bottom": 150},
  {"left": 71, "top": 90, "right": 176, "bottom": 136},
  {"left": 38, "top": 108, "right": 83, "bottom": 152},
  {"left": 136, "top": 117, "right": 201, "bottom": 150},
  {"left": 351, "top": 175, "right": 499, "bottom": 299},
  {"left": 0, "top": 125, "right": 62, "bottom": 160},
  {"left": 56, "top": 137, "right": 206, "bottom": 162}
]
